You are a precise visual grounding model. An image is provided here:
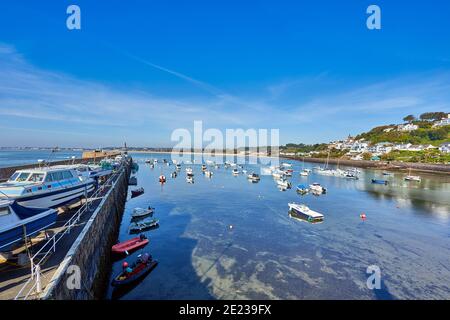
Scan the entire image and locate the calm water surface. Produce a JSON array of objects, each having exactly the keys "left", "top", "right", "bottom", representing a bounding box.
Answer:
[
  {"left": 106, "top": 153, "right": 450, "bottom": 300},
  {"left": 0, "top": 150, "right": 82, "bottom": 168}
]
